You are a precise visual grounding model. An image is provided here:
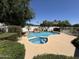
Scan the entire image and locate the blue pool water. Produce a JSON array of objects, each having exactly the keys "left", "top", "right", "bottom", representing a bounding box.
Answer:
[
  {"left": 28, "top": 32, "right": 57, "bottom": 44},
  {"left": 28, "top": 32, "right": 56, "bottom": 38},
  {"left": 29, "top": 37, "right": 48, "bottom": 44}
]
